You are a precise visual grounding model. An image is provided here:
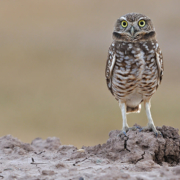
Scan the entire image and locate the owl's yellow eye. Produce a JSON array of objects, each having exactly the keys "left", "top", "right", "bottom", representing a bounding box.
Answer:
[
  {"left": 121, "top": 21, "right": 128, "bottom": 28},
  {"left": 138, "top": 20, "right": 146, "bottom": 27}
]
